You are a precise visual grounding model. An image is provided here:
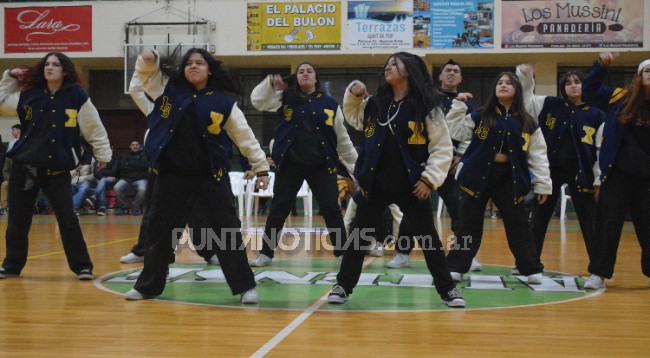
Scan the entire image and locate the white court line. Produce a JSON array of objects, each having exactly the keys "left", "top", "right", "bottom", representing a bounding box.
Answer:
[{"left": 250, "top": 257, "right": 377, "bottom": 358}]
